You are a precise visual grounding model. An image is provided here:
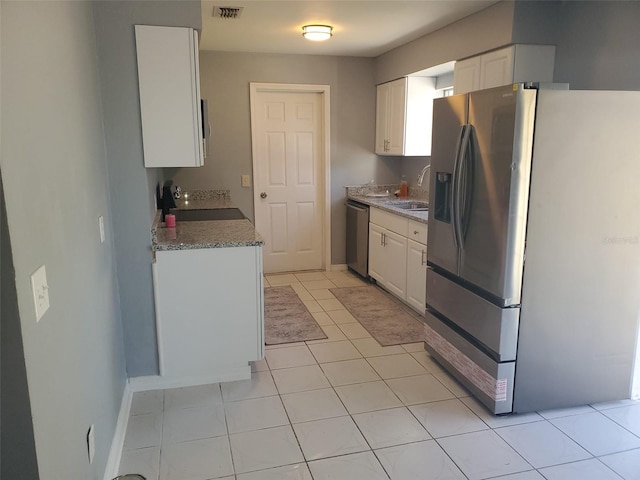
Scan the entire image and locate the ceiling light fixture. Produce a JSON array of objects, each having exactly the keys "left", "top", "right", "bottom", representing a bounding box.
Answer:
[{"left": 302, "top": 25, "right": 333, "bottom": 42}]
